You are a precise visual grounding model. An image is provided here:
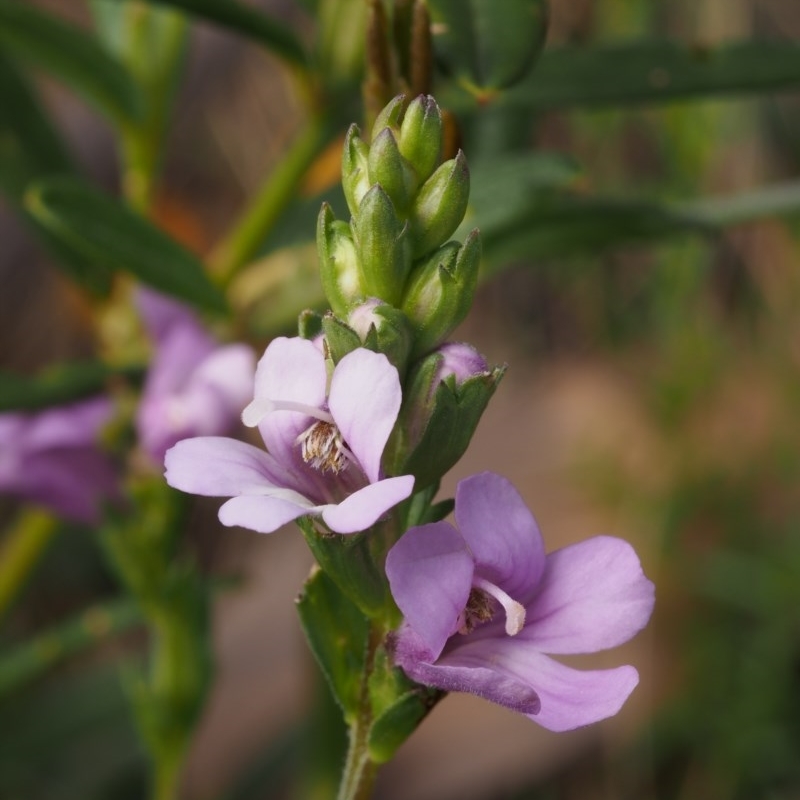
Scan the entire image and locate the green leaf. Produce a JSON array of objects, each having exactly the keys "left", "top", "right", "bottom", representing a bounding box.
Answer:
[
  {"left": 0, "top": 361, "right": 142, "bottom": 413},
  {"left": 0, "top": 0, "right": 142, "bottom": 125},
  {"left": 100, "top": 0, "right": 307, "bottom": 68},
  {"left": 0, "top": 53, "right": 73, "bottom": 187},
  {"left": 366, "top": 643, "right": 441, "bottom": 763},
  {"left": 481, "top": 193, "right": 712, "bottom": 270},
  {"left": 296, "top": 567, "right": 369, "bottom": 722},
  {"left": 428, "top": 0, "right": 548, "bottom": 94},
  {"left": 499, "top": 40, "right": 800, "bottom": 110},
  {"left": 26, "top": 177, "right": 227, "bottom": 313}
]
